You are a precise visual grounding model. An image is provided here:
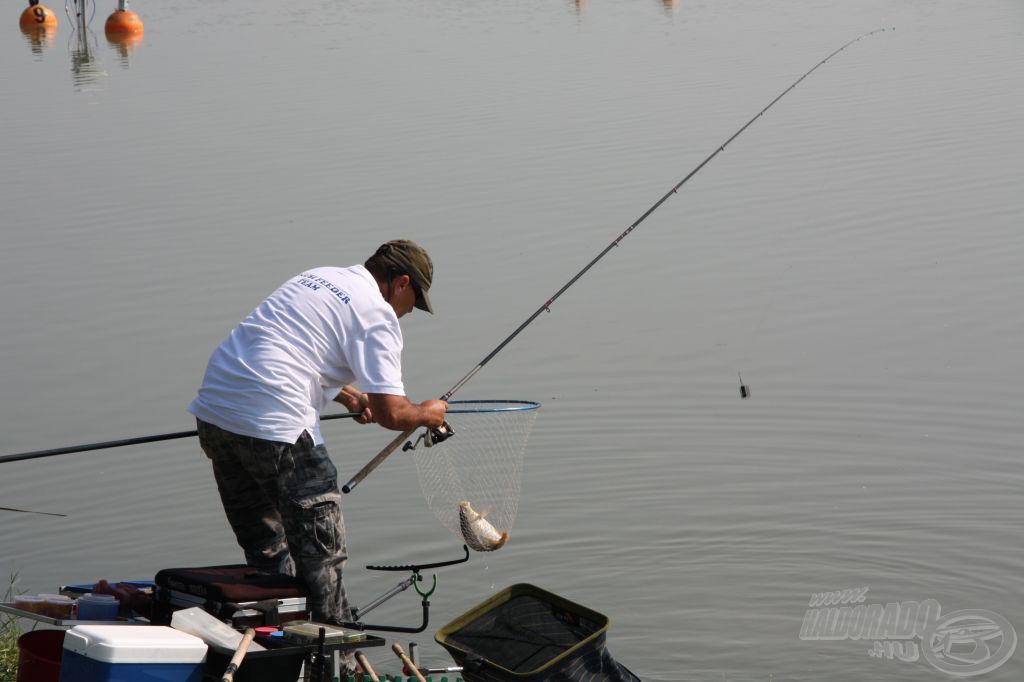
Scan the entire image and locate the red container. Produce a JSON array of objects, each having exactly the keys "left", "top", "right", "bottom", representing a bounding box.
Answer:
[{"left": 17, "top": 630, "right": 65, "bottom": 682}]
